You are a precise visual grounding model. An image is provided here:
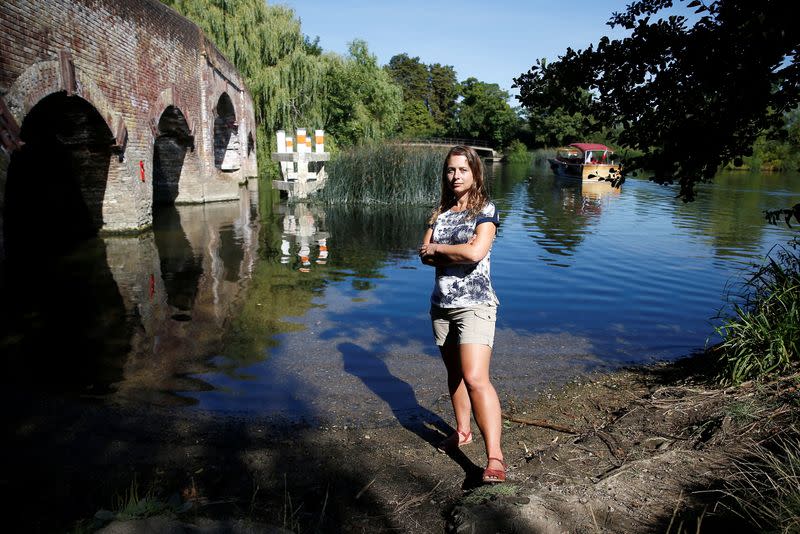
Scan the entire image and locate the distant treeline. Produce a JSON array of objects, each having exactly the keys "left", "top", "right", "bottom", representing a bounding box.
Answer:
[
  {"left": 161, "top": 0, "right": 799, "bottom": 179},
  {"left": 160, "top": 0, "right": 524, "bottom": 177}
]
